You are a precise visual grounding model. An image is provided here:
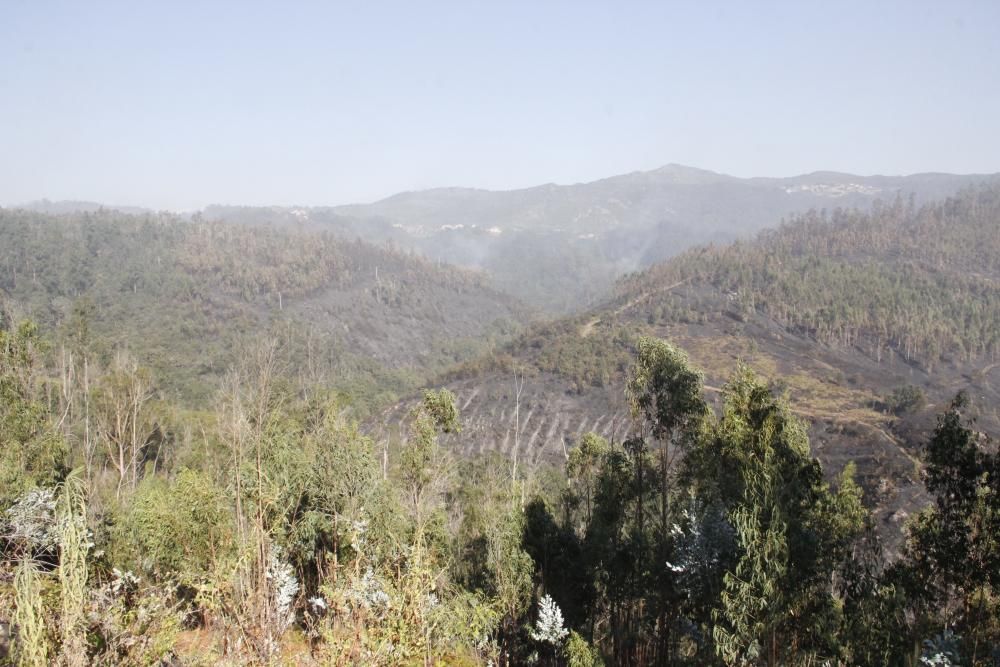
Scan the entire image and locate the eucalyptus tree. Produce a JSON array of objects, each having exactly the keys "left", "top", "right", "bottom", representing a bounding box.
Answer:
[
  {"left": 626, "top": 337, "right": 710, "bottom": 661},
  {"left": 709, "top": 366, "right": 865, "bottom": 665},
  {"left": 905, "top": 393, "right": 1000, "bottom": 663}
]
